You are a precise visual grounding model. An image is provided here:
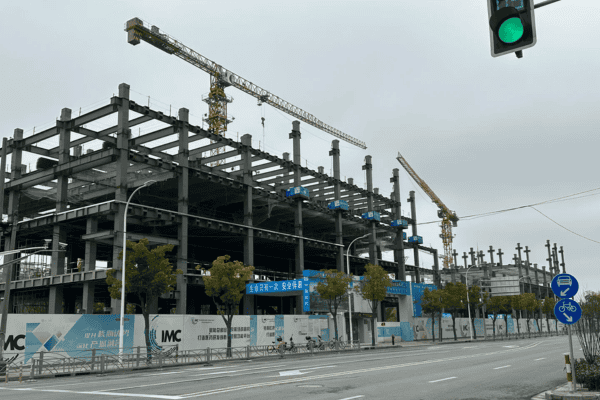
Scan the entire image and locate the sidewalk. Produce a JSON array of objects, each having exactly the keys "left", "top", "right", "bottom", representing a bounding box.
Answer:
[{"left": 531, "top": 383, "right": 600, "bottom": 400}]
